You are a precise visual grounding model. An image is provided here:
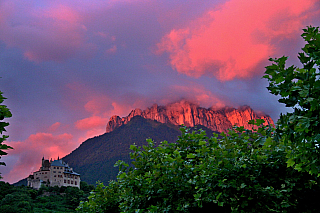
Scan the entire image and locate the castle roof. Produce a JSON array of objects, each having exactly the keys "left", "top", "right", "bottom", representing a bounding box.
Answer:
[
  {"left": 51, "top": 159, "right": 67, "bottom": 167},
  {"left": 64, "top": 171, "right": 80, "bottom": 176}
]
